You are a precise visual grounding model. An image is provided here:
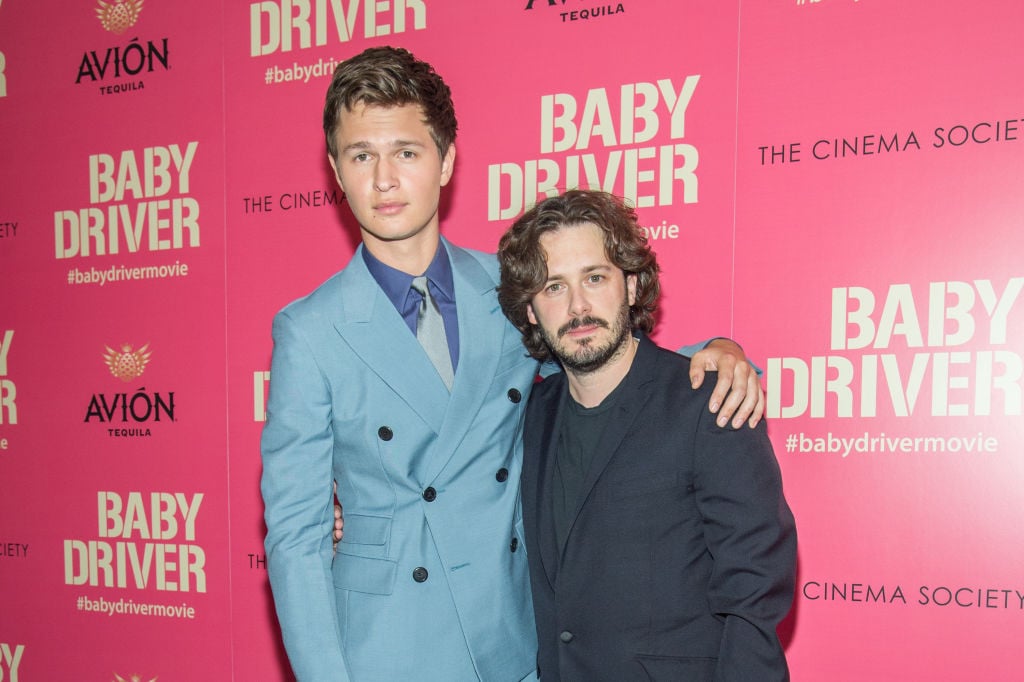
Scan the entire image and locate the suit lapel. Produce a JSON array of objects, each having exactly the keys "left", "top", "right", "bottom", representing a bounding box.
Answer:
[
  {"left": 330, "top": 241, "right": 516, "bottom": 481},
  {"left": 423, "top": 240, "right": 507, "bottom": 482},
  {"left": 560, "top": 335, "right": 657, "bottom": 560},
  {"left": 332, "top": 247, "right": 449, "bottom": 434},
  {"left": 531, "top": 378, "right": 569, "bottom": 588}
]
